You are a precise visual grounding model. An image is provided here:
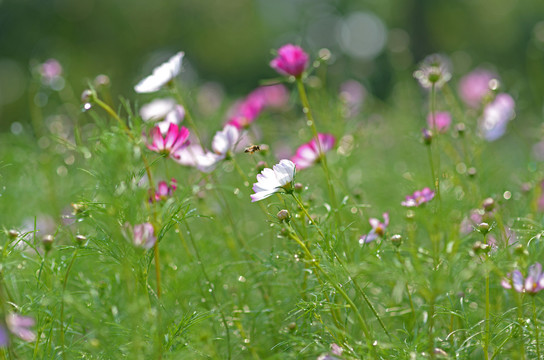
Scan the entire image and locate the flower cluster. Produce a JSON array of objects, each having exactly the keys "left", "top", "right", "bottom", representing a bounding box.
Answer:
[
  {"left": 501, "top": 263, "right": 544, "bottom": 294},
  {"left": 291, "top": 133, "right": 336, "bottom": 170}
]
